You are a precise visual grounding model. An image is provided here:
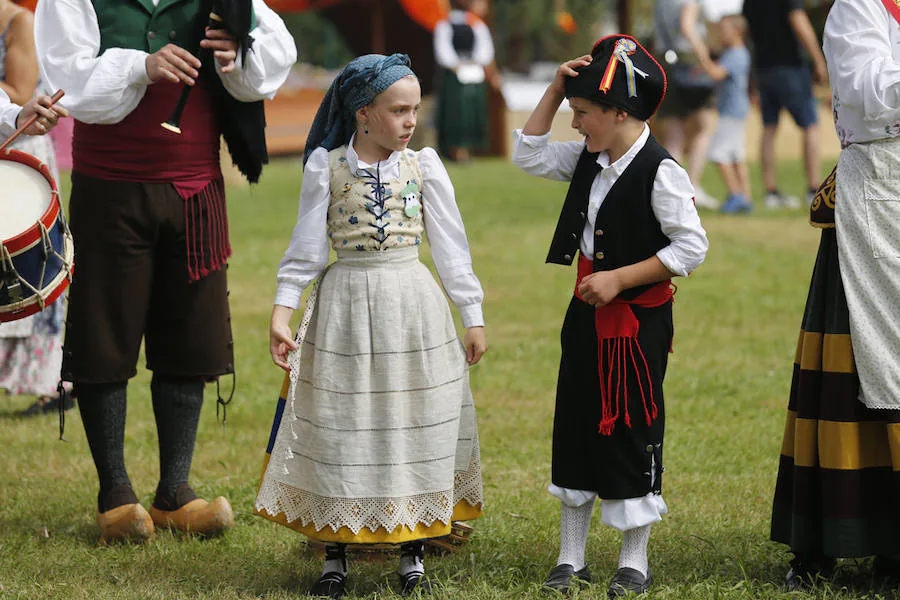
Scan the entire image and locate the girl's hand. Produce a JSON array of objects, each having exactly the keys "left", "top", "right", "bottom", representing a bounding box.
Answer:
[
  {"left": 551, "top": 55, "right": 592, "bottom": 95},
  {"left": 463, "top": 326, "right": 488, "bottom": 366},
  {"left": 270, "top": 305, "right": 298, "bottom": 372},
  {"left": 578, "top": 270, "right": 623, "bottom": 308}
]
